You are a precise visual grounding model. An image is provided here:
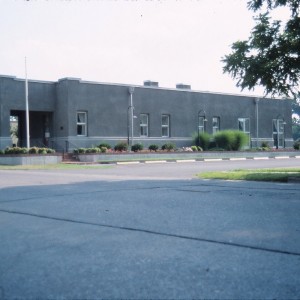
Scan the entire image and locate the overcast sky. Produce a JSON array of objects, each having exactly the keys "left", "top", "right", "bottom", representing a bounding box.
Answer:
[{"left": 0, "top": 0, "right": 271, "bottom": 96}]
